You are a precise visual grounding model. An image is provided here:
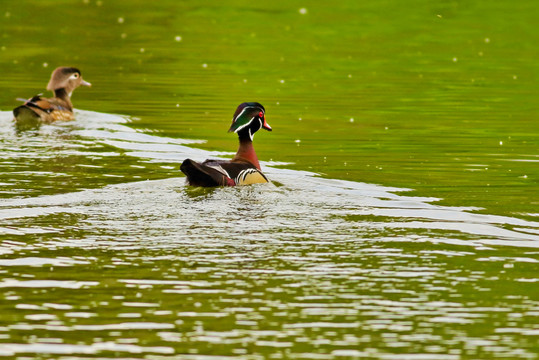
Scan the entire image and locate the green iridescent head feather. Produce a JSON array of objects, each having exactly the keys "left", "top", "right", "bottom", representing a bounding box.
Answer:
[{"left": 228, "top": 102, "right": 271, "bottom": 140}]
